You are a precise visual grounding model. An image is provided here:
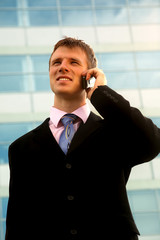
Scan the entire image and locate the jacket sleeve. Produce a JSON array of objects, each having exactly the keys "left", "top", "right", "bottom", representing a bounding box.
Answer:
[{"left": 91, "top": 85, "right": 160, "bottom": 167}]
